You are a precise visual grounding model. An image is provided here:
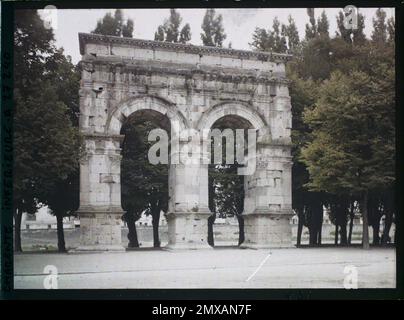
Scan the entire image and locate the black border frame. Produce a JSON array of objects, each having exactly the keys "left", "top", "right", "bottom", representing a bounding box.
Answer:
[{"left": 1, "top": 0, "right": 403, "bottom": 300}]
